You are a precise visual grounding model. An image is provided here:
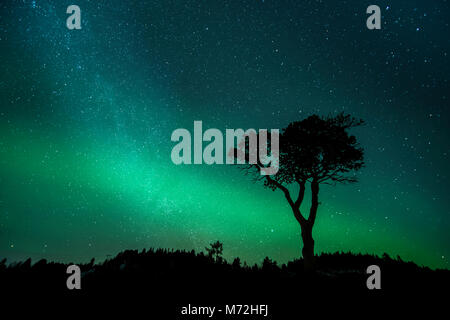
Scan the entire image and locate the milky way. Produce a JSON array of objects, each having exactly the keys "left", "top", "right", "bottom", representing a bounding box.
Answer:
[{"left": 0, "top": 0, "right": 449, "bottom": 268}]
